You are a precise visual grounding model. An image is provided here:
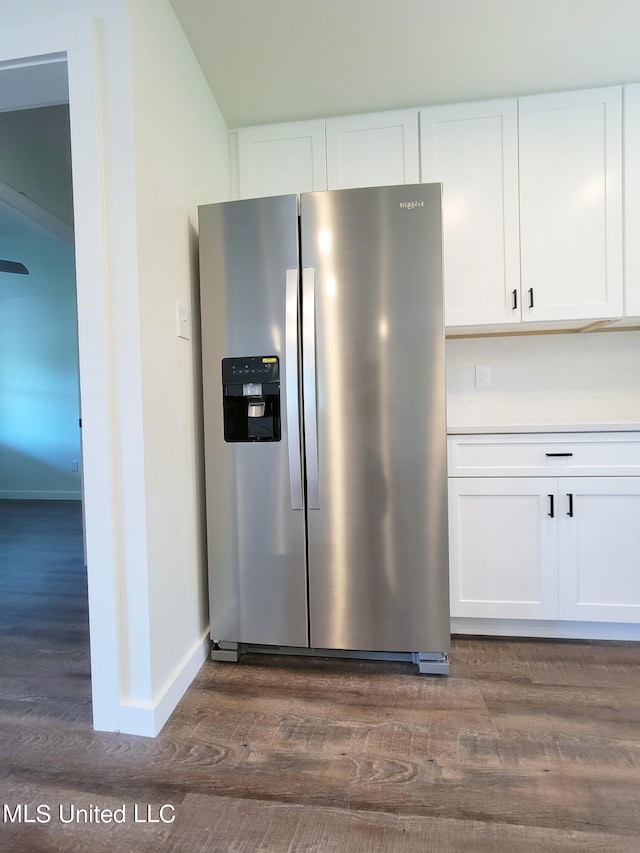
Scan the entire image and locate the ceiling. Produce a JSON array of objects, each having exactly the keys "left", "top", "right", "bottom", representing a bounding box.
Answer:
[
  {"left": 0, "top": 59, "right": 72, "bottom": 296},
  {"left": 0, "top": 54, "right": 68, "bottom": 113},
  {"left": 169, "top": 0, "right": 640, "bottom": 129}
]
